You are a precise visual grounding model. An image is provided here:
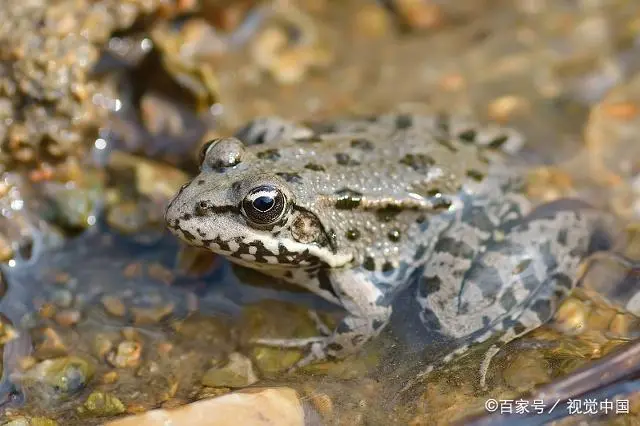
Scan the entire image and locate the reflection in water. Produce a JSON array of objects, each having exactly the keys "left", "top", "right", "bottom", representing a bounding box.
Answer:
[{"left": 0, "top": 222, "right": 336, "bottom": 414}]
